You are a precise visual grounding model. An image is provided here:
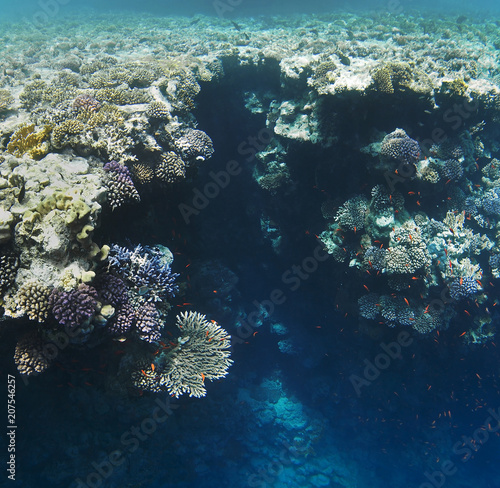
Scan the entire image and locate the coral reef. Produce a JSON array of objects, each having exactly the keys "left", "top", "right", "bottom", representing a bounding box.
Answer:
[
  {"left": 132, "top": 311, "right": 232, "bottom": 398},
  {"left": 14, "top": 331, "right": 52, "bottom": 376},
  {"left": 103, "top": 161, "right": 141, "bottom": 210},
  {"left": 49, "top": 283, "right": 98, "bottom": 330}
]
